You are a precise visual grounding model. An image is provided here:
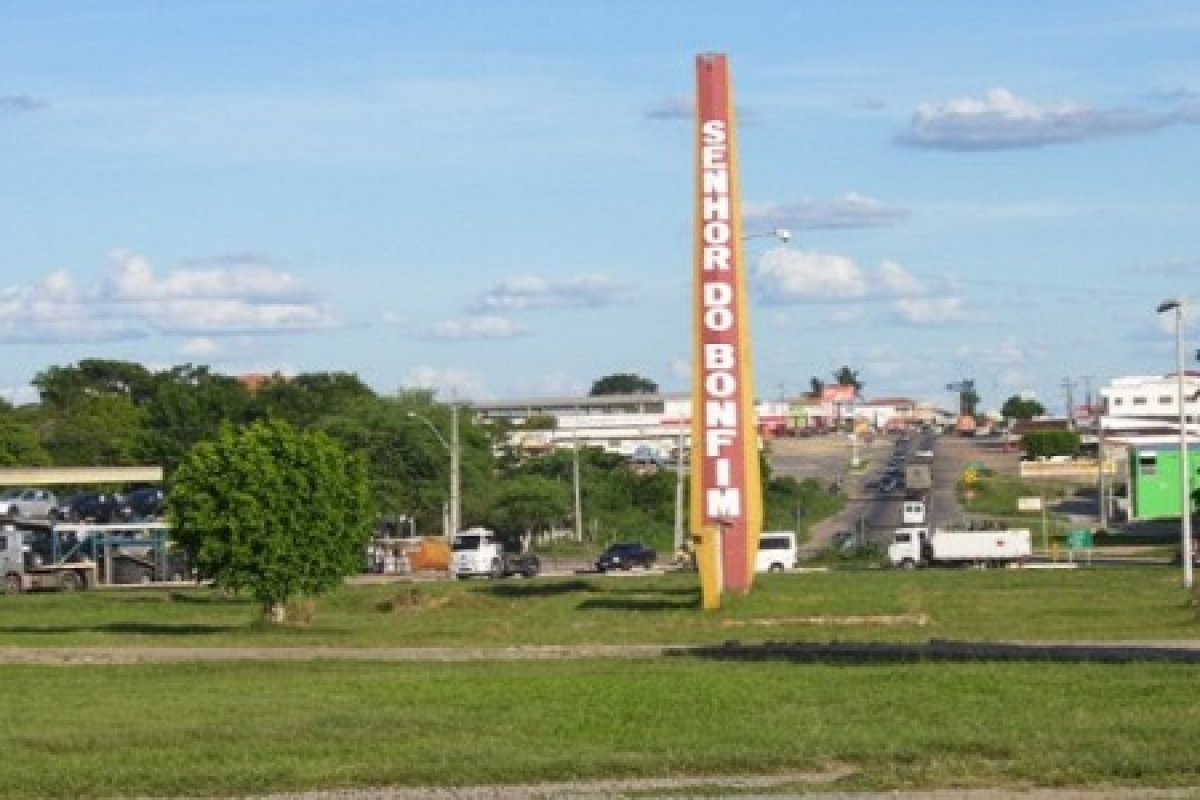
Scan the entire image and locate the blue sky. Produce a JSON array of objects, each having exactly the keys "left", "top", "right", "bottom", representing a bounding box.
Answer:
[{"left": 3, "top": 2, "right": 1200, "bottom": 413}]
